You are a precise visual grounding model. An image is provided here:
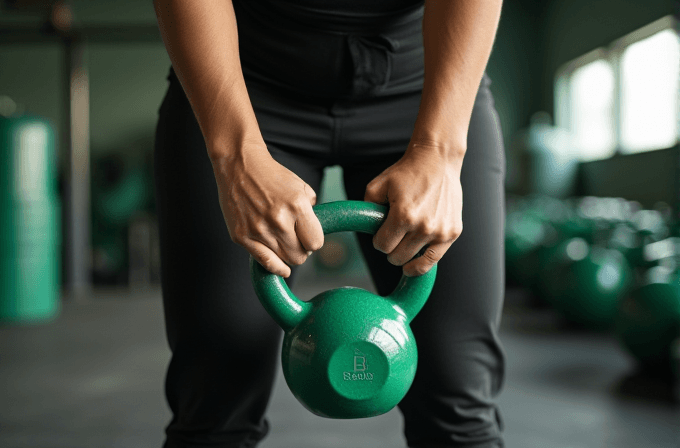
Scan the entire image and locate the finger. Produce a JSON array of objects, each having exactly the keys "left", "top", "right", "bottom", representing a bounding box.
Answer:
[
  {"left": 295, "top": 200, "right": 325, "bottom": 253},
  {"left": 402, "top": 241, "right": 451, "bottom": 277},
  {"left": 364, "top": 175, "right": 388, "bottom": 205},
  {"left": 385, "top": 231, "right": 431, "bottom": 266},
  {"left": 372, "top": 207, "right": 411, "bottom": 254},
  {"left": 243, "top": 238, "right": 292, "bottom": 278},
  {"left": 304, "top": 183, "right": 317, "bottom": 206},
  {"left": 274, "top": 217, "right": 311, "bottom": 267}
]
